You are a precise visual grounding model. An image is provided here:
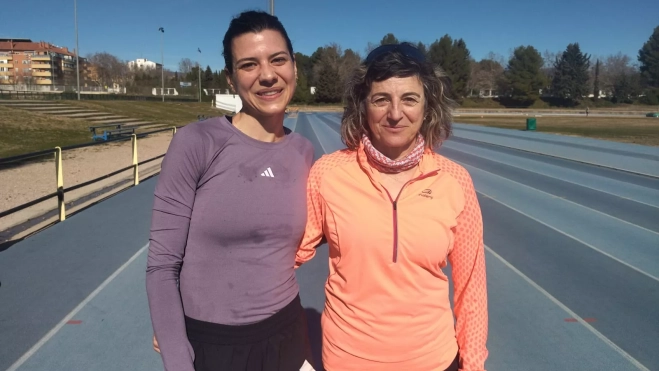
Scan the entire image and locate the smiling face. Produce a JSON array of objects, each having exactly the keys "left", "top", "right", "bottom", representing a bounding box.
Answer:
[
  {"left": 365, "top": 76, "right": 425, "bottom": 160},
  {"left": 226, "top": 29, "right": 297, "bottom": 118}
]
